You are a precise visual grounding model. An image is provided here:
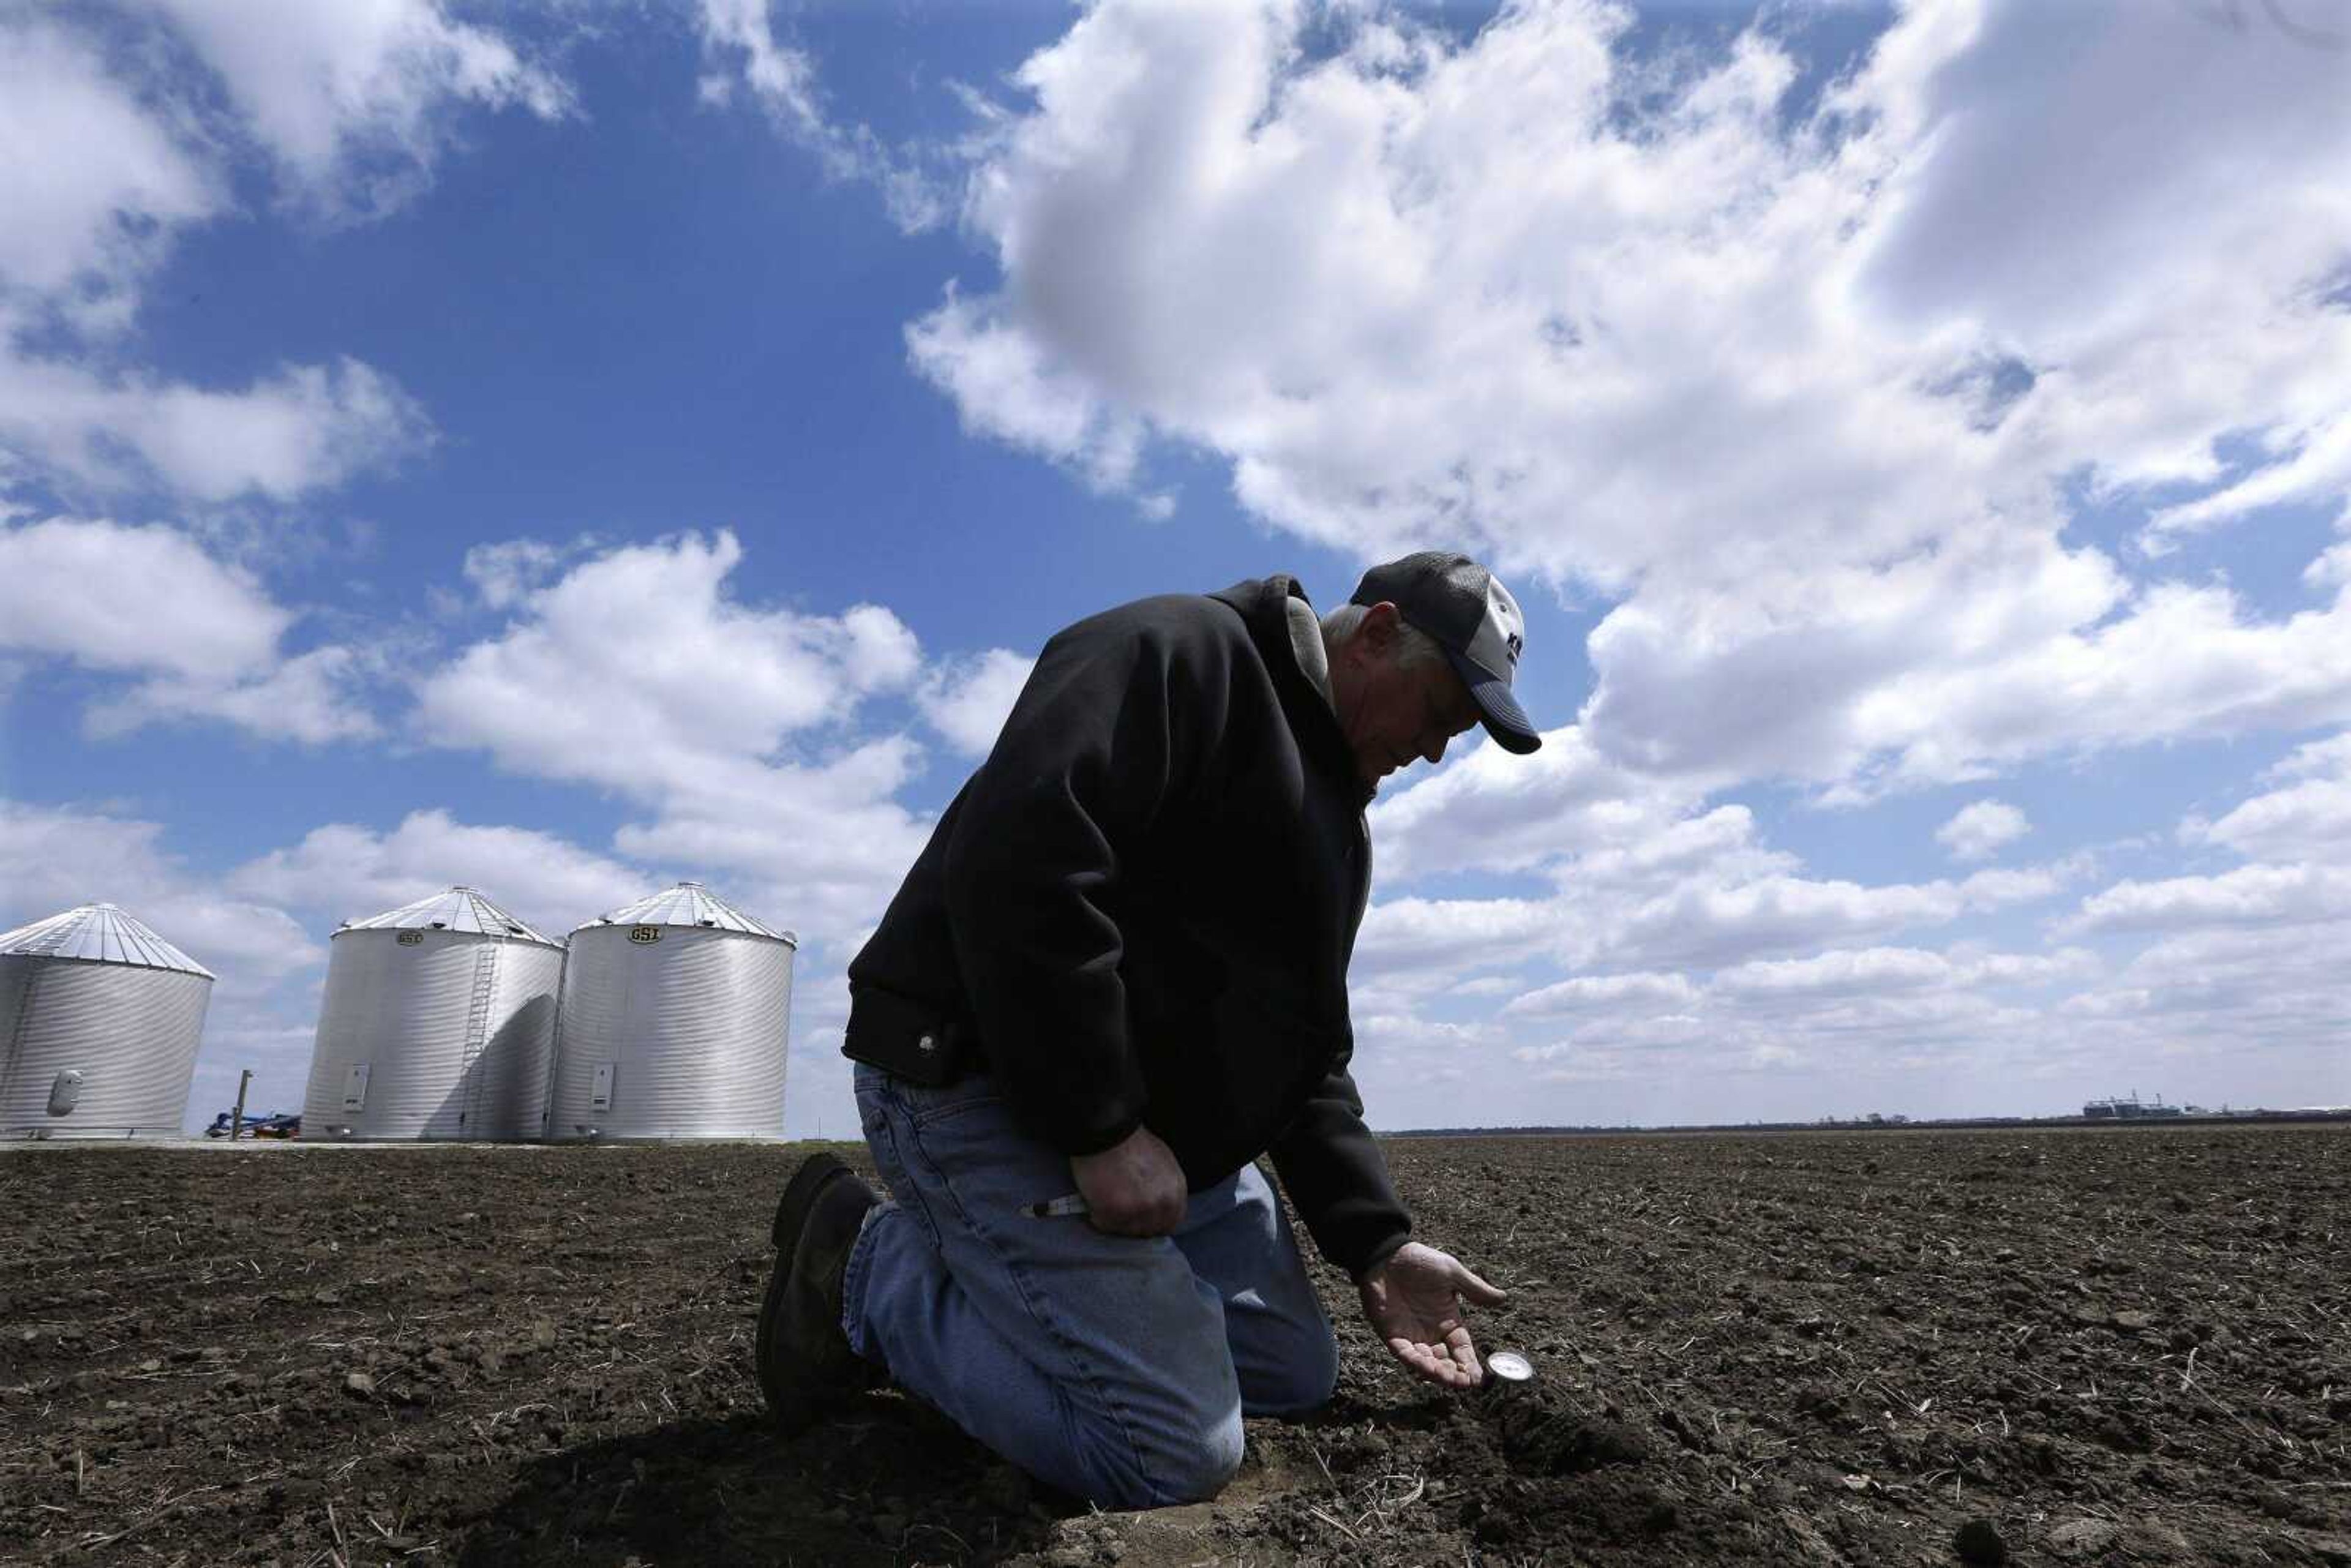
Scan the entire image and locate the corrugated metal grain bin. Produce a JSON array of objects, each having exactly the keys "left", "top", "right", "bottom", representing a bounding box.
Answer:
[
  {"left": 1, "top": 904, "right": 213, "bottom": 1139},
  {"left": 547, "top": 882, "right": 797, "bottom": 1140},
  {"left": 299, "top": 887, "right": 564, "bottom": 1141}
]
